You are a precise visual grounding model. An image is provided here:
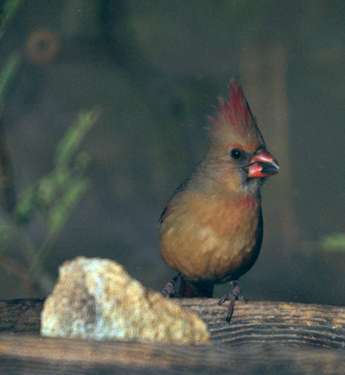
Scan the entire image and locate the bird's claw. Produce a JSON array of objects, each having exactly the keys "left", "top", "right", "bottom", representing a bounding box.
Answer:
[
  {"left": 161, "top": 274, "right": 180, "bottom": 298},
  {"left": 218, "top": 281, "right": 245, "bottom": 323}
]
